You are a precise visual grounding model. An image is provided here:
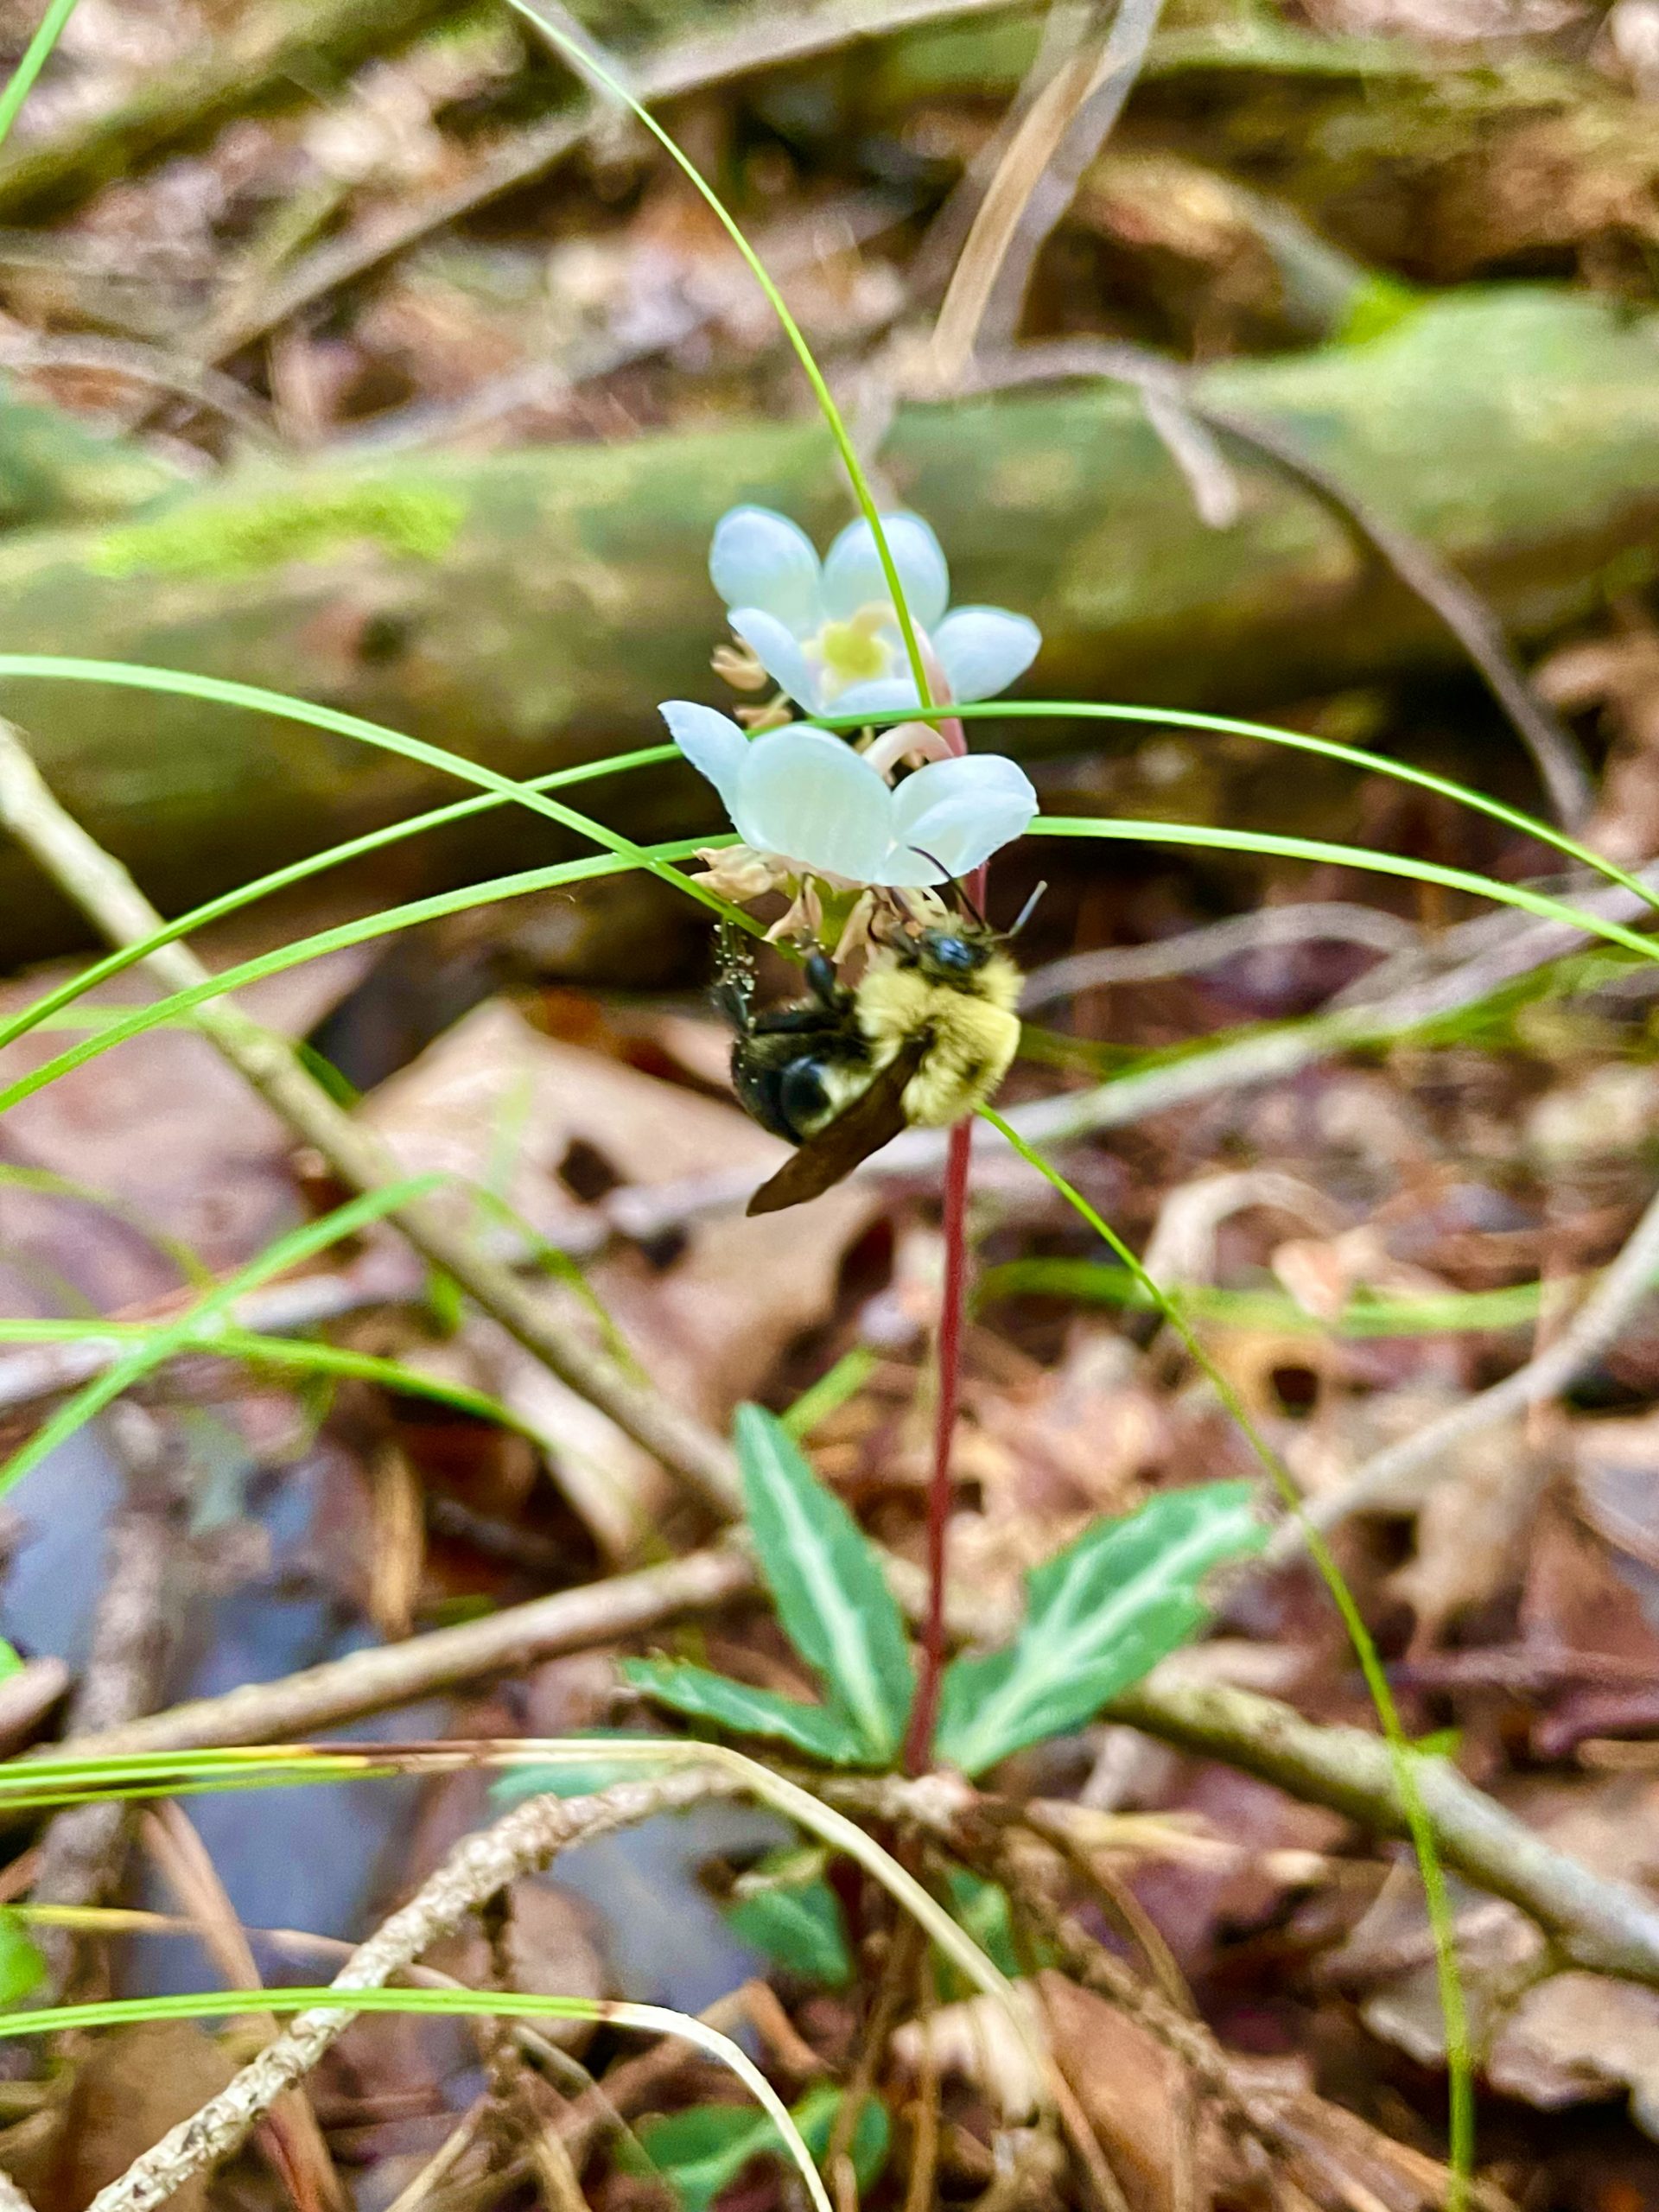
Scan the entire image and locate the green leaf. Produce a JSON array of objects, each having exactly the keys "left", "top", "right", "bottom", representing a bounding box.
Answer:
[
  {"left": 944, "top": 1867, "right": 1022, "bottom": 1981},
  {"left": 734, "top": 1404, "right": 914, "bottom": 1764},
  {"left": 937, "top": 1484, "right": 1268, "bottom": 1777},
  {"left": 726, "top": 1878, "right": 851, "bottom": 1987},
  {"left": 0, "top": 1912, "right": 44, "bottom": 2007},
  {"left": 0, "top": 1642, "right": 23, "bottom": 1686},
  {"left": 796, "top": 2082, "right": 889, "bottom": 2195},
  {"left": 621, "top": 2084, "right": 887, "bottom": 2212},
  {"left": 620, "top": 1658, "right": 869, "bottom": 1765},
  {"left": 620, "top": 2102, "right": 774, "bottom": 2212}
]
